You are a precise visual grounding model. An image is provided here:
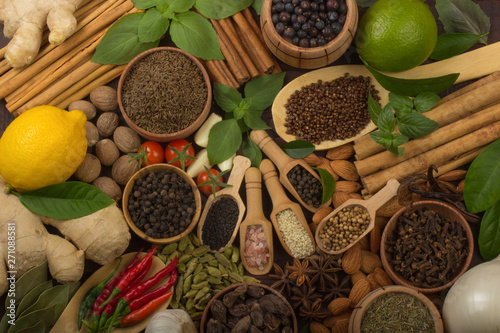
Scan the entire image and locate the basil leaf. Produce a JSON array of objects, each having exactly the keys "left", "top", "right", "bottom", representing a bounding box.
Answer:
[
  {"left": 391, "top": 133, "right": 409, "bottom": 147},
  {"left": 316, "top": 168, "right": 336, "bottom": 204},
  {"left": 169, "top": 11, "right": 223, "bottom": 60},
  {"left": 244, "top": 109, "right": 271, "bottom": 130},
  {"left": 244, "top": 72, "right": 286, "bottom": 110},
  {"left": 251, "top": 0, "right": 264, "bottom": 14},
  {"left": 18, "top": 182, "right": 115, "bottom": 220},
  {"left": 207, "top": 119, "right": 242, "bottom": 165},
  {"left": 194, "top": 0, "right": 253, "bottom": 19},
  {"left": 398, "top": 113, "right": 439, "bottom": 139},
  {"left": 281, "top": 140, "right": 315, "bottom": 159},
  {"left": 91, "top": 13, "right": 160, "bottom": 65},
  {"left": 479, "top": 201, "right": 500, "bottom": 261},
  {"left": 389, "top": 92, "right": 413, "bottom": 115},
  {"left": 377, "top": 105, "right": 395, "bottom": 133},
  {"left": 234, "top": 99, "right": 252, "bottom": 120},
  {"left": 167, "top": 0, "right": 195, "bottom": 13},
  {"left": 414, "top": 92, "right": 440, "bottom": 112},
  {"left": 214, "top": 82, "right": 243, "bottom": 113},
  {"left": 435, "top": 0, "right": 490, "bottom": 45},
  {"left": 464, "top": 139, "right": 500, "bottom": 213},
  {"left": 387, "top": 144, "right": 405, "bottom": 157},
  {"left": 370, "top": 130, "right": 393, "bottom": 149},
  {"left": 361, "top": 57, "right": 459, "bottom": 97},
  {"left": 367, "top": 92, "right": 382, "bottom": 125},
  {"left": 155, "top": 0, "right": 168, "bottom": 12},
  {"left": 242, "top": 136, "right": 262, "bottom": 167},
  {"left": 132, "top": 0, "right": 156, "bottom": 9},
  {"left": 138, "top": 8, "right": 170, "bottom": 43},
  {"left": 430, "top": 33, "right": 489, "bottom": 60}
]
